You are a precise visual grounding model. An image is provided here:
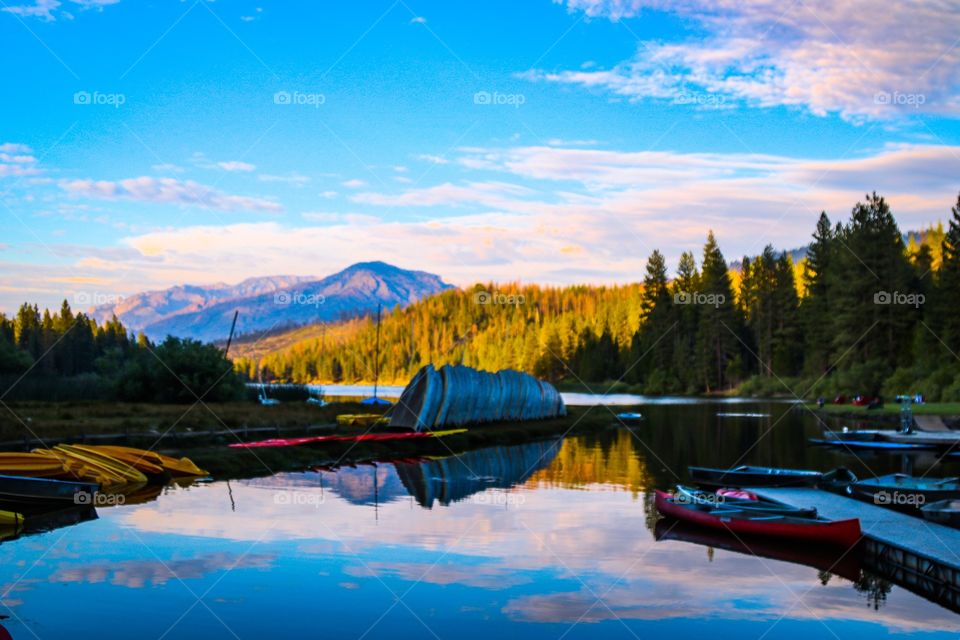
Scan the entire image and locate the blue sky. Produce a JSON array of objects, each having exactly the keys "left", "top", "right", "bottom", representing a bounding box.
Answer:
[{"left": 3, "top": 0, "right": 960, "bottom": 311}]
